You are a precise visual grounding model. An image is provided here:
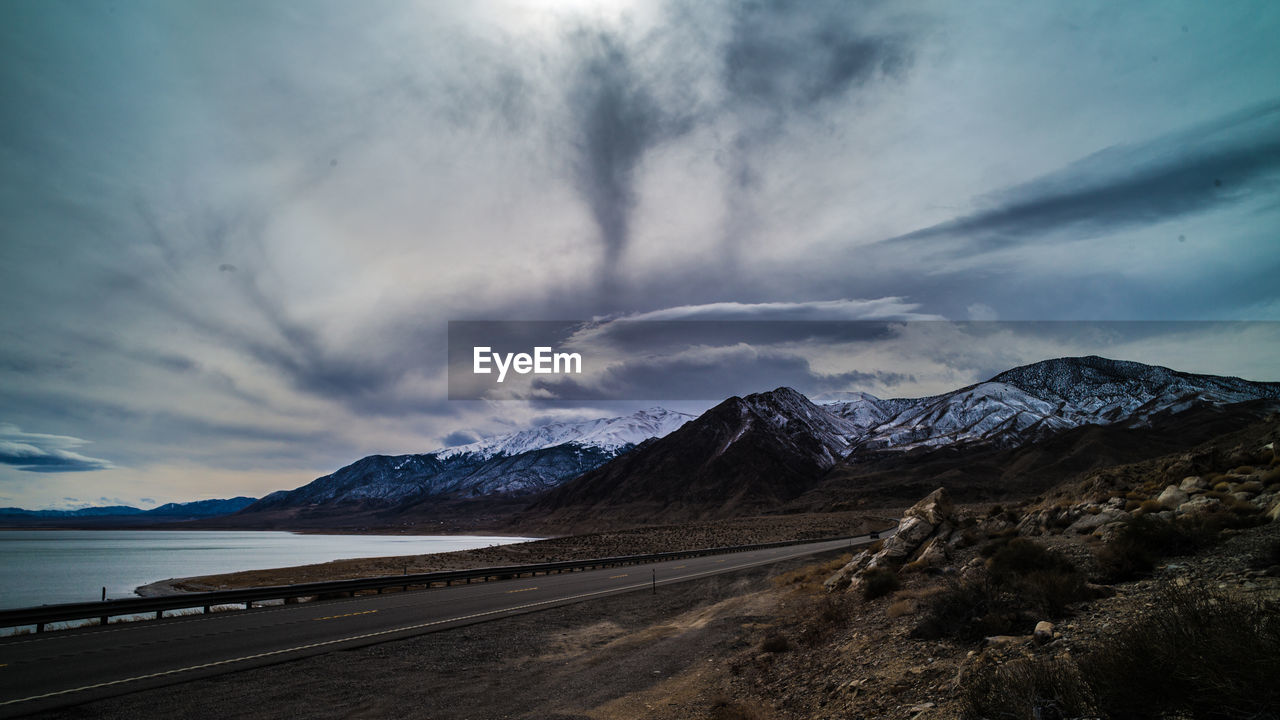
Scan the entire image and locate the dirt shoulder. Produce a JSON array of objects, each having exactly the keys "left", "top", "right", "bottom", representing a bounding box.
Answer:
[
  {"left": 32, "top": 549, "right": 853, "bottom": 720},
  {"left": 139, "top": 512, "right": 892, "bottom": 595}
]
